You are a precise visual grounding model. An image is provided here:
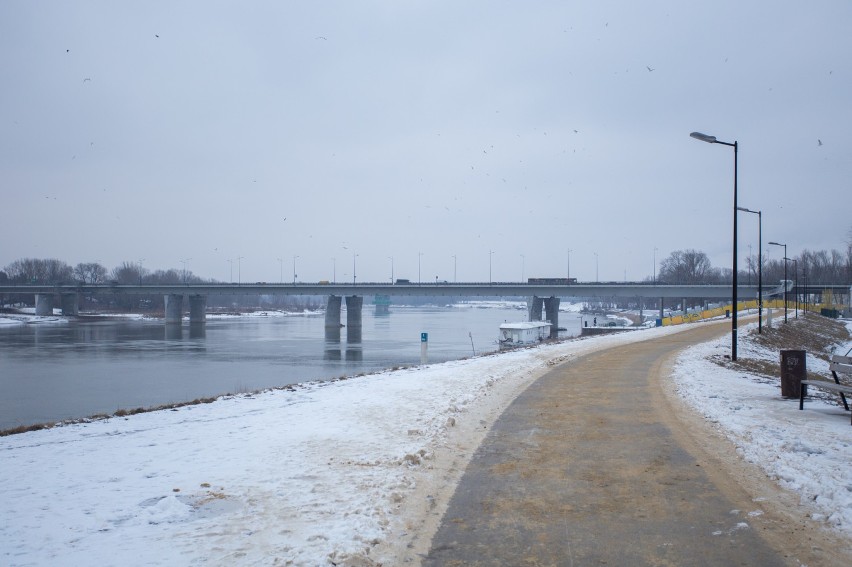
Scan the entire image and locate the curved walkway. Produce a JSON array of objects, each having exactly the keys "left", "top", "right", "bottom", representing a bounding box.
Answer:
[{"left": 423, "top": 321, "right": 826, "bottom": 566}]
